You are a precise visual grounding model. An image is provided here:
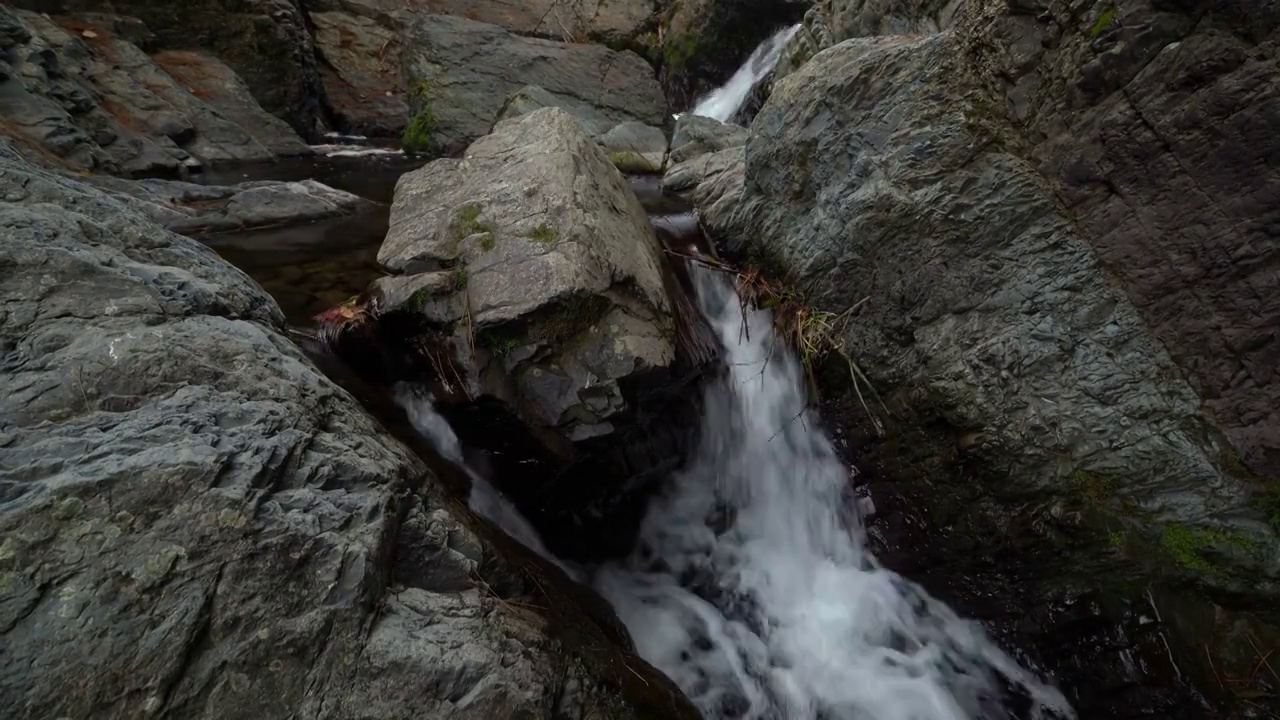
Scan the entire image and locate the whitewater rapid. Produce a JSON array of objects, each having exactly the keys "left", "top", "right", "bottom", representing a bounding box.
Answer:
[{"left": 593, "top": 269, "right": 1074, "bottom": 720}]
